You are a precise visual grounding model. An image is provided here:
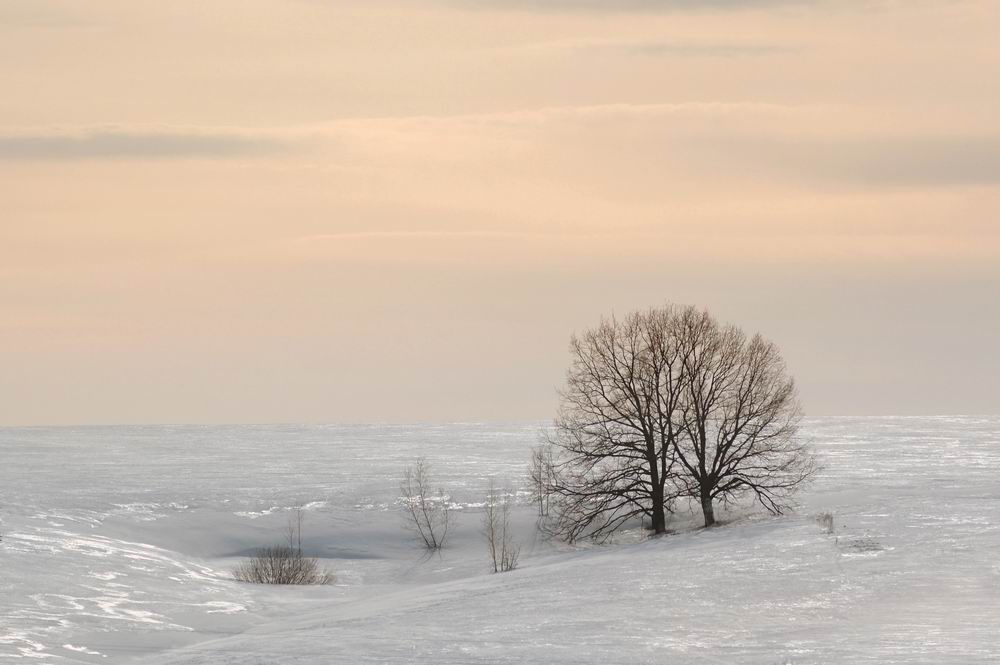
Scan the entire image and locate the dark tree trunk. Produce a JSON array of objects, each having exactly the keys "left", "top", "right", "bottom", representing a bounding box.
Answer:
[
  {"left": 700, "top": 492, "right": 715, "bottom": 527},
  {"left": 647, "top": 453, "right": 668, "bottom": 535},
  {"left": 651, "top": 489, "right": 667, "bottom": 535}
]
